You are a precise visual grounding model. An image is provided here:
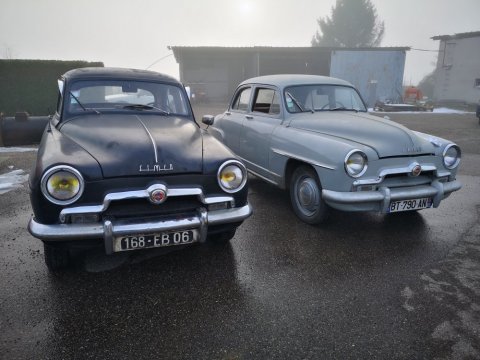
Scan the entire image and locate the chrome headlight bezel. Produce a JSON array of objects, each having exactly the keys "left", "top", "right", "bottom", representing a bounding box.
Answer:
[
  {"left": 217, "top": 160, "right": 247, "bottom": 194},
  {"left": 40, "top": 165, "right": 84, "bottom": 205},
  {"left": 443, "top": 144, "right": 461, "bottom": 169},
  {"left": 344, "top": 149, "right": 368, "bottom": 178}
]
